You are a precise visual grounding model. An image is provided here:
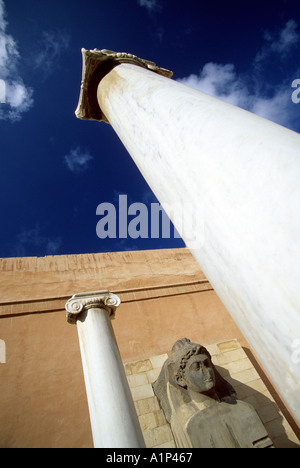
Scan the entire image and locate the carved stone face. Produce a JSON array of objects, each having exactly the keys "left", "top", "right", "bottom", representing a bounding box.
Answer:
[{"left": 180, "top": 353, "right": 216, "bottom": 394}]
